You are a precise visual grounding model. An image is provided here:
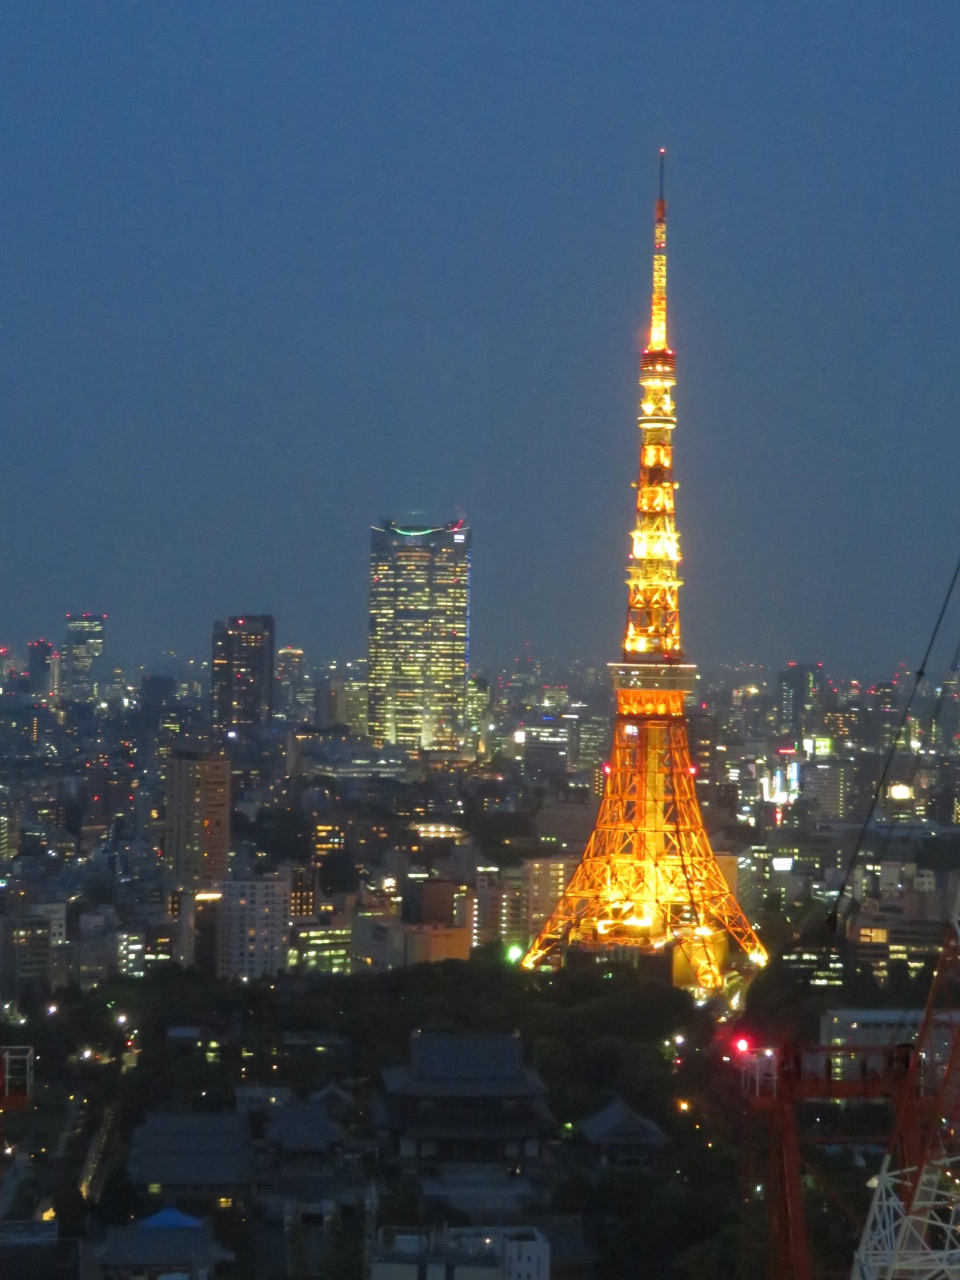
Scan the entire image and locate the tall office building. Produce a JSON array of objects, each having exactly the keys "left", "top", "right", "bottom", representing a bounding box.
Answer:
[
  {"left": 140, "top": 674, "right": 177, "bottom": 728},
  {"left": 325, "top": 659, "right": 369, "bottom": 735},
  {"left": 211, "top": 615, "right": 275, "bottom": 736},
  {"left": 27, "top": 640, "right": 54, "bottom": 695},
  {"left": 277, "top": 646, "right": 303, "bottom": 687},
  {"left": 466, "top": 675, "right": 491, "bottom": 752},
  {"left": 368, "top": 520, "right": 470, "bottom": 751},
  {"left": 777, "top": 662, "right": 824, "bottom": 736},
  {"left": 277, "top": 647, "right": 315, "bottom": 721},
  {"left": 165, "top": 749, "right": 232, "bottom": 888},
  {"left": 801, "top": 760, "right": 851, "bottom": 819},
  {"left": 64, "top": 614, "right": 106, "bottom": 701}
]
